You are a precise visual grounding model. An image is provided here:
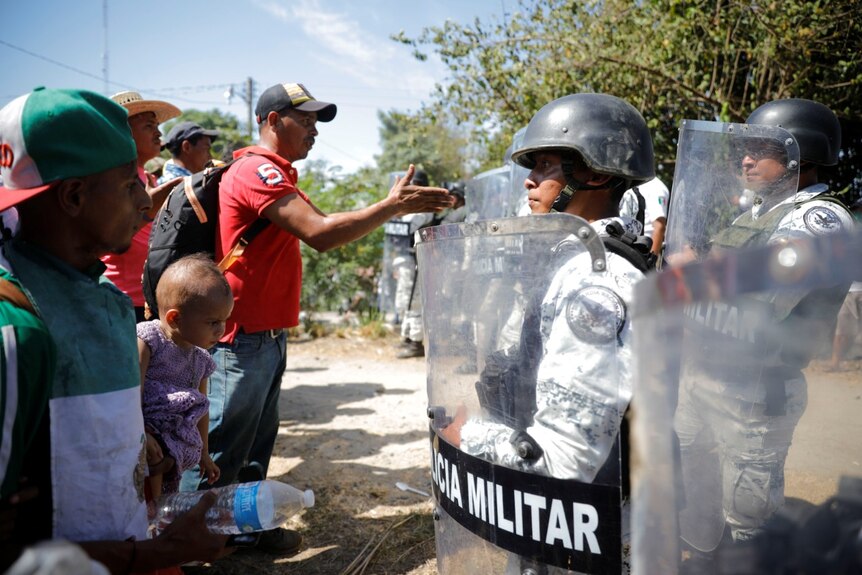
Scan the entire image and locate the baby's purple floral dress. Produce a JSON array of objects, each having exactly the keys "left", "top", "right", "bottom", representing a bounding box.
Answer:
[{"left": 137, "top": 320, "right": 215, "bottom": 493}]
